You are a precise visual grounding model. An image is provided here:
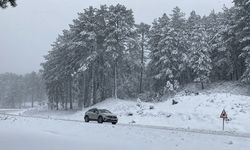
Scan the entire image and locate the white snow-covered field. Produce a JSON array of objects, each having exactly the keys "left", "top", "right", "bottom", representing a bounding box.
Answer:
[
  {"left": 1, "top": 82, "right": 250, "bottom": 150},
  {"left": 17, "top": 93, "right": 250, "bottom": 132},
  {"left": 0, "top": 114, "right": 250, "bottom": 150},
  {"left": 3, "top": 82, "right": 249, "bottom": 132}
]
